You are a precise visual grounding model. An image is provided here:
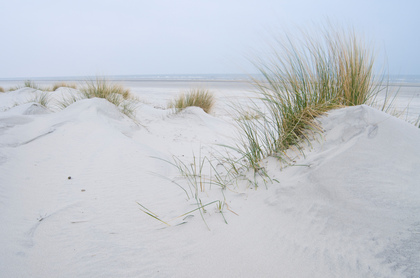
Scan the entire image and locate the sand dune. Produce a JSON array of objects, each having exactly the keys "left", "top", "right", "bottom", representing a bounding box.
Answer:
[{"left": 0, "top": 86, "right": 419, "bottom": 277}]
